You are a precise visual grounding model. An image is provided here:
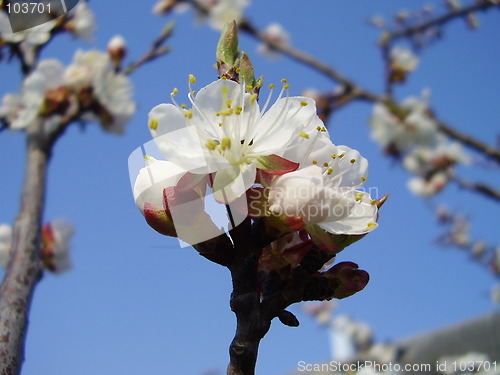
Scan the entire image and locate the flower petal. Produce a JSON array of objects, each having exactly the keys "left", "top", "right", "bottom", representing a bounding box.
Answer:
[
  {"left": 212, "top": 162, "right": 257, "bottom": 203},
  {"left": 251, "top": 96, "right": 317, "bottom": 155},
  {"left": 319, "top": 191, "right": 378, "bottom": 235},
  {"left": 149, "top": 104, "right": 228, "bottom": 173},
  {"left": 133, "top": 159, "right": 186, "bottom": 213}
]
